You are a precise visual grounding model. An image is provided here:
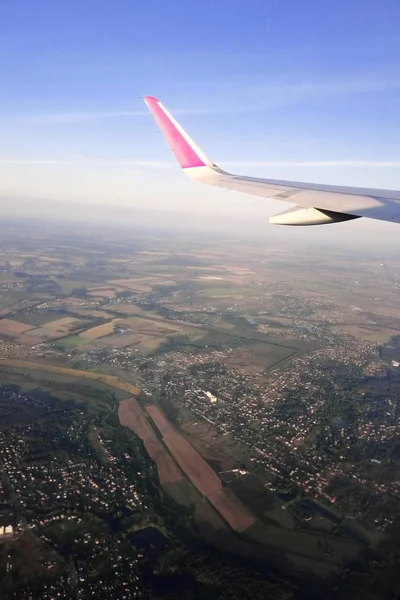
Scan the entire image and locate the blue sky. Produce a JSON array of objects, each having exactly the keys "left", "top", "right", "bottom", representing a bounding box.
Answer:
[{"left": 1, "top": 0, "right": 400, "bottom": 236}]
